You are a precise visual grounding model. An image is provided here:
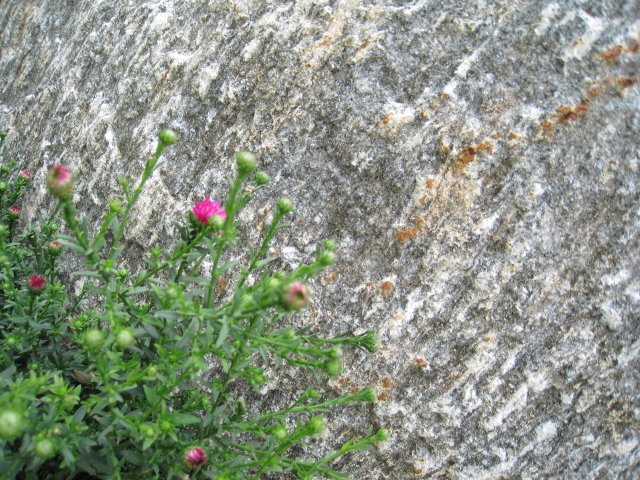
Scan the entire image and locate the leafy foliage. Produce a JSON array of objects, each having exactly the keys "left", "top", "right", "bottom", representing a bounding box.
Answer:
[{"left": 0, "top": 131, "right": 385, "bottom": 479}]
